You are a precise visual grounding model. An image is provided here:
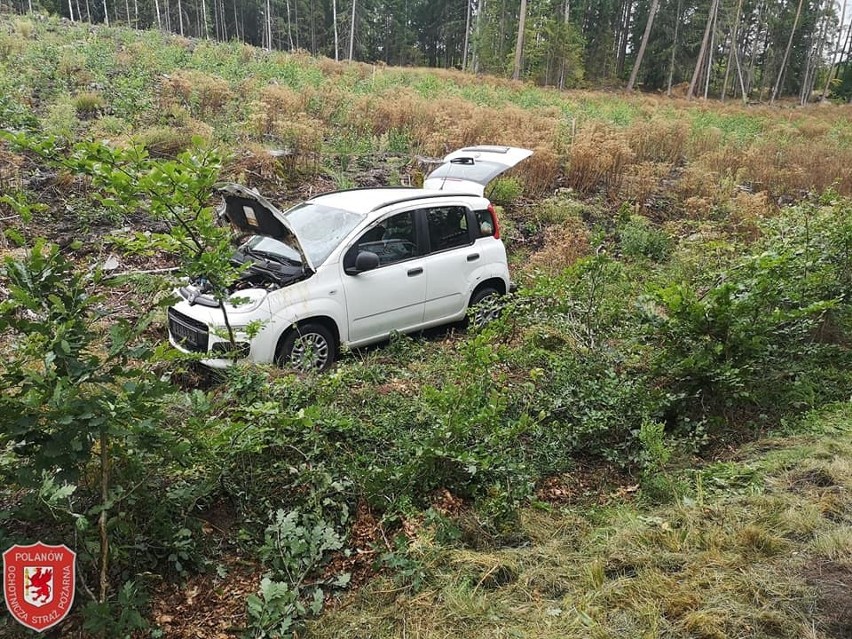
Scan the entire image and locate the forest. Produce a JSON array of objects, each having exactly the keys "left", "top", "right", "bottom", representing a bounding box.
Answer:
[{"left": 5, "top": 0, "right": 852, "bottom": 101}]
